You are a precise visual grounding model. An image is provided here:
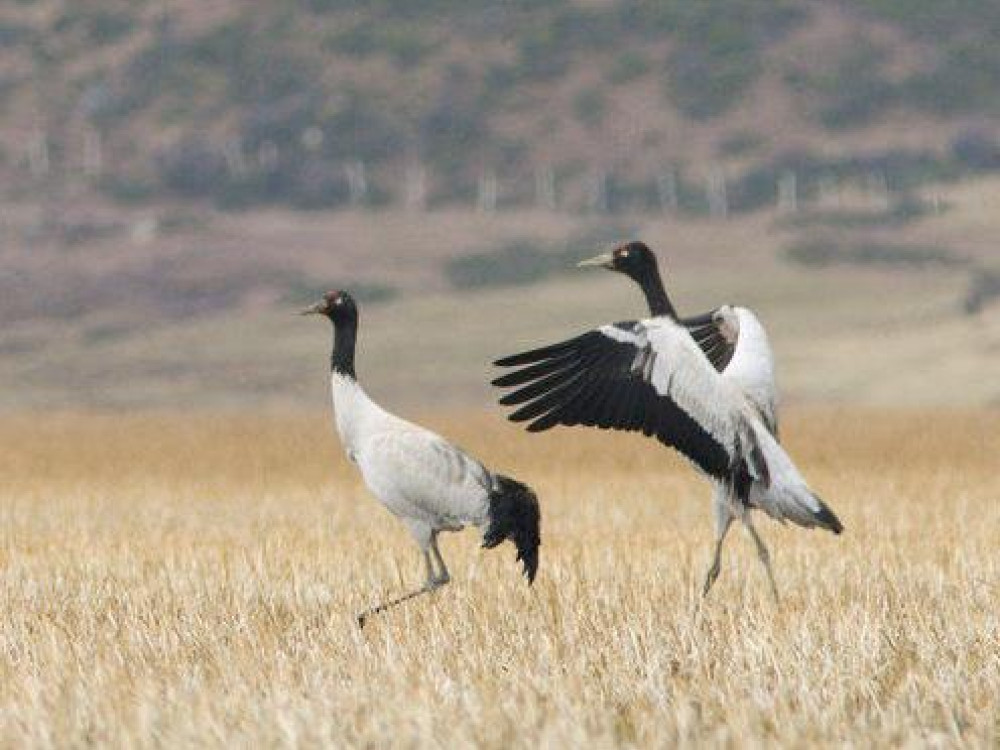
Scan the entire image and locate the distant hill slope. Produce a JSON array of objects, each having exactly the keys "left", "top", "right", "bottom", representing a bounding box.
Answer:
[
  {"left": 1, "top": 199, "right": 998, "bottom": 411},
  {"left": 3, "top": 0, "right": 1000, "bottom": 212},
  {"left": 3, "top": 1, "right": 1000, "bottom": 411}
]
